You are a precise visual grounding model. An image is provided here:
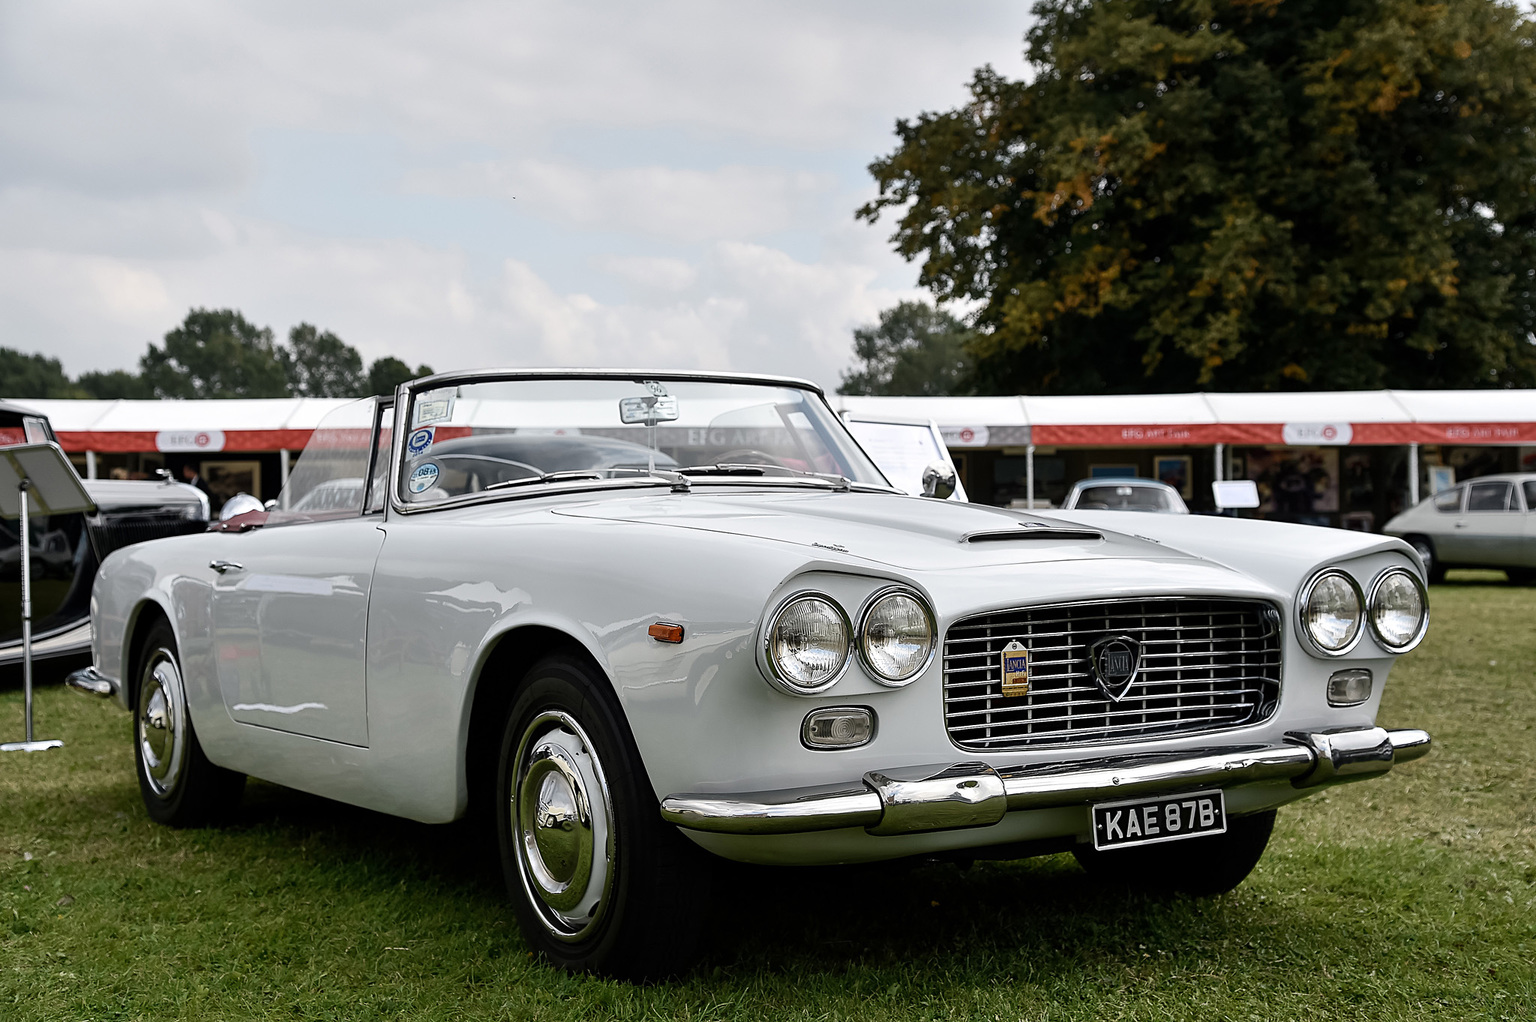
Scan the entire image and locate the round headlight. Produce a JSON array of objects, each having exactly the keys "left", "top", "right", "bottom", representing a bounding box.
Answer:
[
  {"left": 1369, "top": 568, "right": 1428, "bottom": 653},
  {"left": 1300, "top": 570, "right": 1364, "bottom": 655},
  {"left": 766, "top": 595, "right": 850, "bottom": 693},
  {"left": 859, "top": 590, "right": 935, "bottom": 685}
]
